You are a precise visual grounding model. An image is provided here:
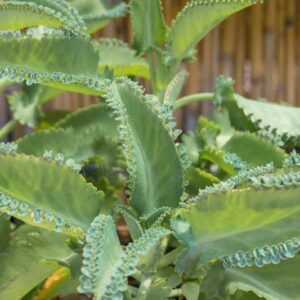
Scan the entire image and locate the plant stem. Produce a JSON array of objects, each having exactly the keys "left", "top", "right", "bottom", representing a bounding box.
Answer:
[
  {"left": 156, "top": 246, "right": 185, "bottom": 270},
  {"left": 0, "top": 119, "right": 18, "bottom": 140},
  {"left": 174, "top": 93, "right": 214, "bottom": 110}
]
